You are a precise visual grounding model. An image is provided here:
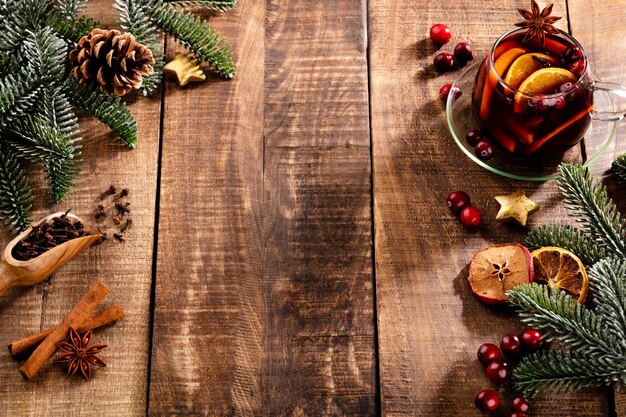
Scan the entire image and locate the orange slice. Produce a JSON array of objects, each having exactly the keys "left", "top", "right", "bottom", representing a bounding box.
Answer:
[
  {"left": 494, "top": 47, "right": 528, "bottom": 78},
  {"left": 479, "top": 47, "right": 528, "bottom": 120},
  {"left": 531, "top": 246, "right": 589, "bottom": 303},
  {"left": 524, "top": 105, "right": 592, "bottom": 154},
  {"left": 513, "top": 68, "right": 577, "bottom": 113},
  {"left": 504, "top": 53, "right": 559, "bottom": 89}
]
